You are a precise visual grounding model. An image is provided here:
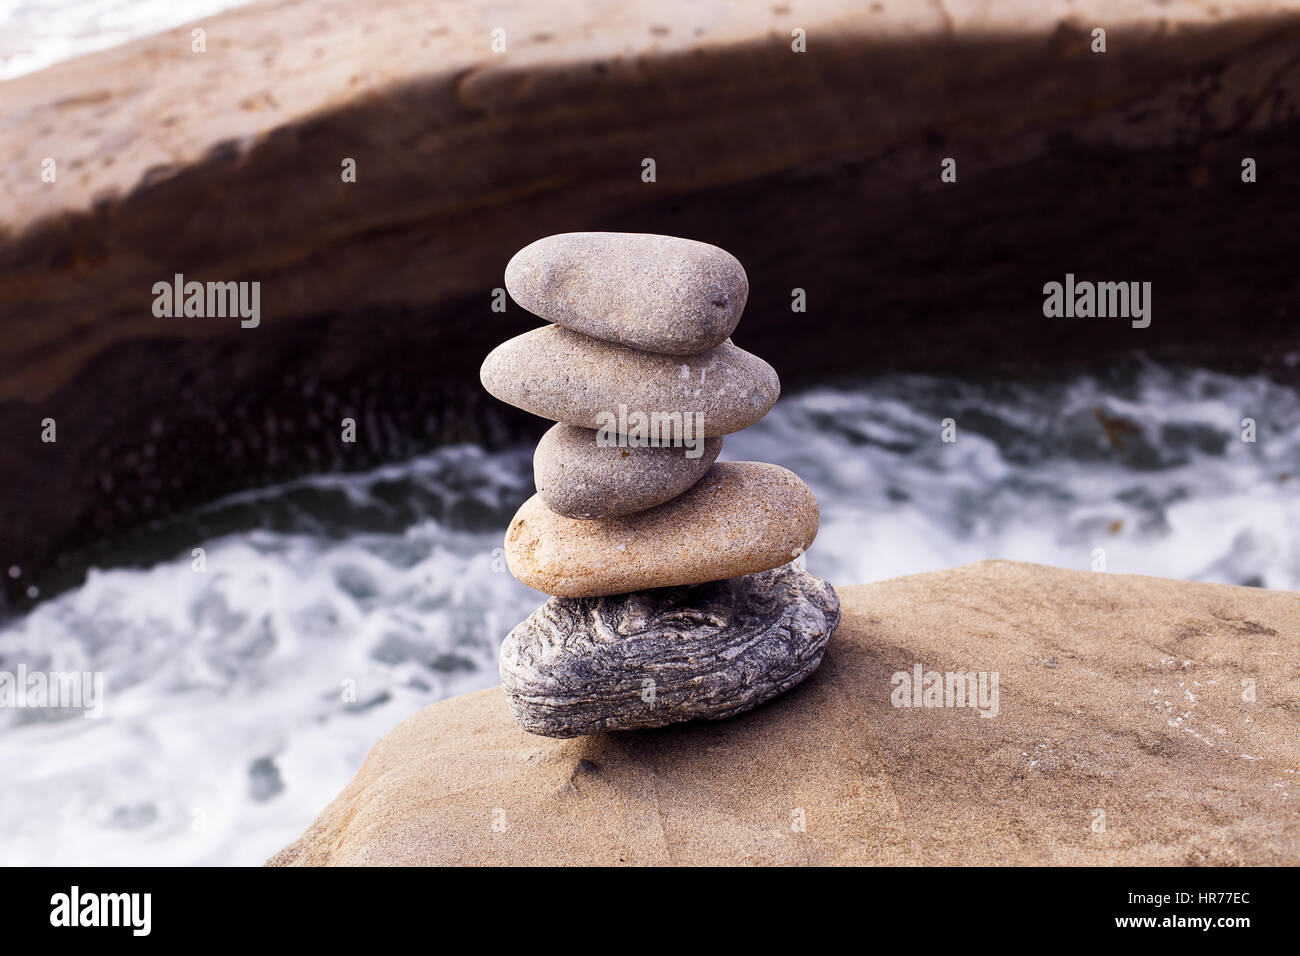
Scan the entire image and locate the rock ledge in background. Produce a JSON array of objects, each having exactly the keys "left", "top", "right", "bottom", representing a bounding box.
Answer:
[
  {"left": 4, "top": 0, "right": 1300, "bottom": 610},
  {"left": 269, "top": 561, "right": 1300, "bottom": 866}
]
